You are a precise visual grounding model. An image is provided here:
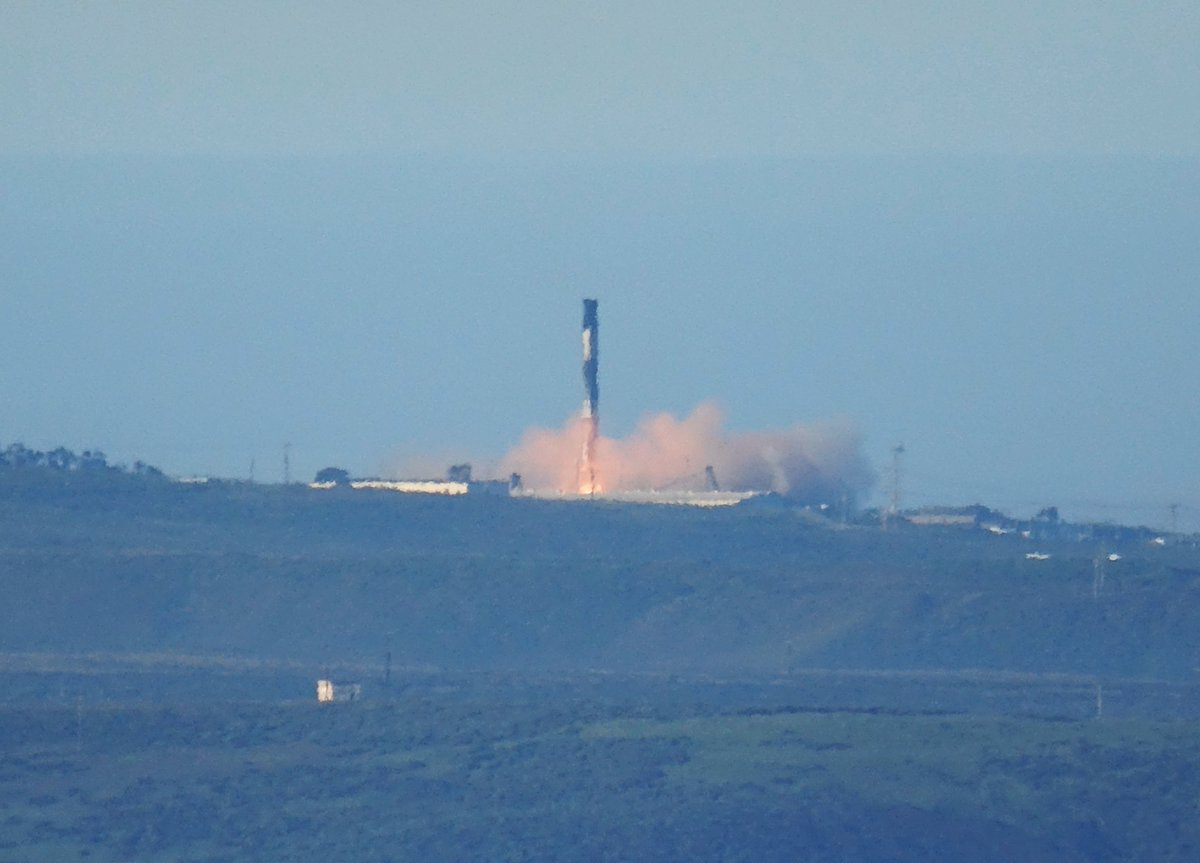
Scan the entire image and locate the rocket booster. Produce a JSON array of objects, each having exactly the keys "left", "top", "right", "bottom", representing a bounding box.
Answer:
[
  {"left": 580, "top": 299, "right": 599, "bottom": 495},
  {"left": 582, "top": 299, "right": 599, "bottom": 421}
]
